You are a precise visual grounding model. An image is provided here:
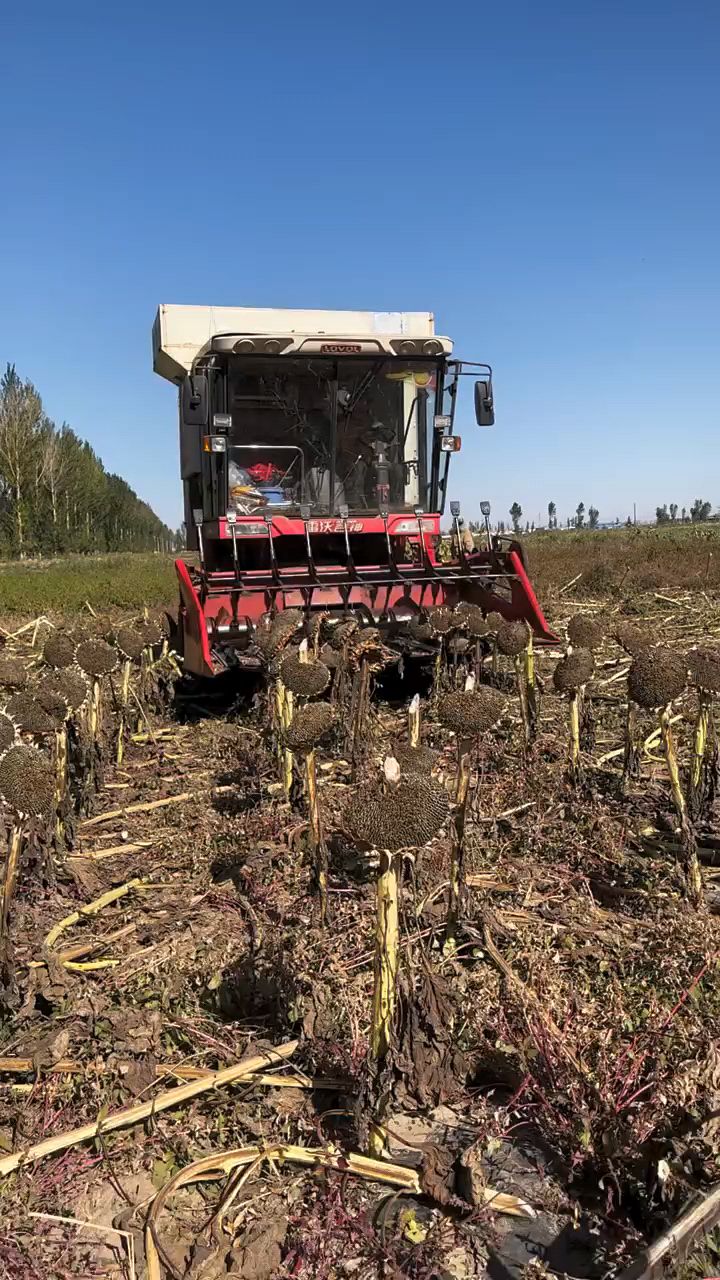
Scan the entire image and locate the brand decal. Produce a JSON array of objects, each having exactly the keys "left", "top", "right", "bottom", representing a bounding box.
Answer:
[
  {"left": 307, "top": 519, "right": 364, "bottom": 534},
  {"left": 318, "top": 343, "right": 363, "bottom": 354}
]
